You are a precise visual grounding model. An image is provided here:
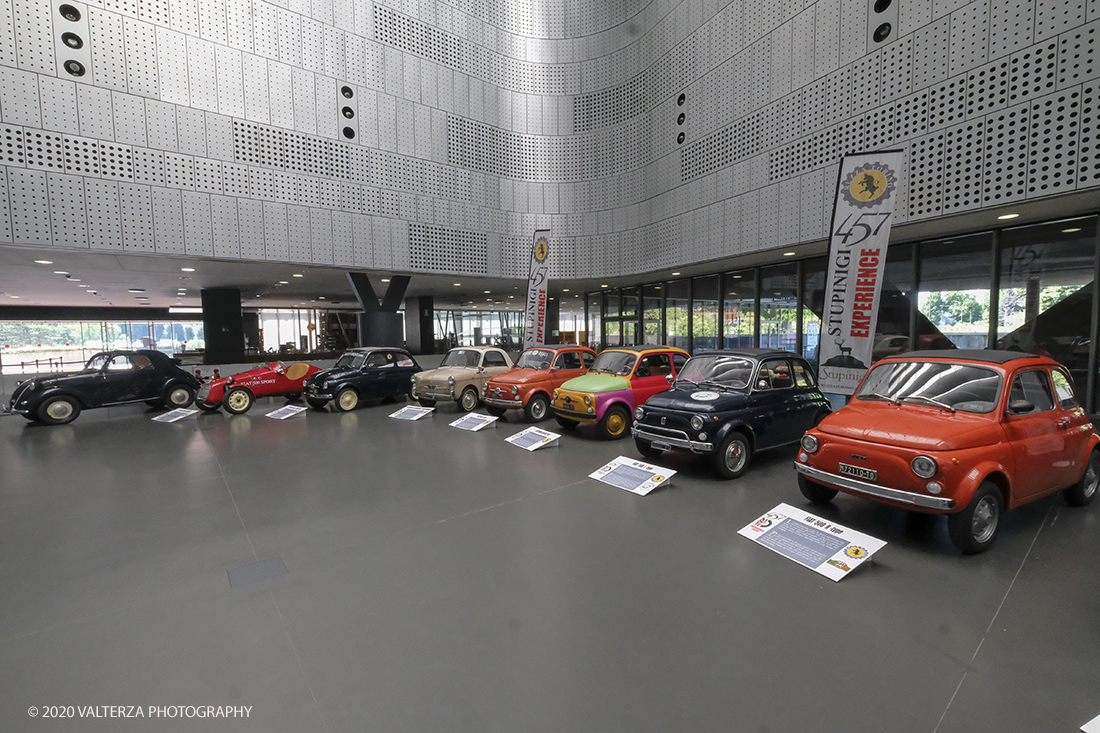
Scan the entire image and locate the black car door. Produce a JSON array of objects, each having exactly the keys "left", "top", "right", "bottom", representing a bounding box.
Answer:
[
  {"left": 359, "top": 352, "right": 390, "bottom": 398},
  {"left": 99, "top": 354, "right": 158, "bottom": 404},
  {"left": 750, "top": 359, "right": 798, "bottom": 448}
]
